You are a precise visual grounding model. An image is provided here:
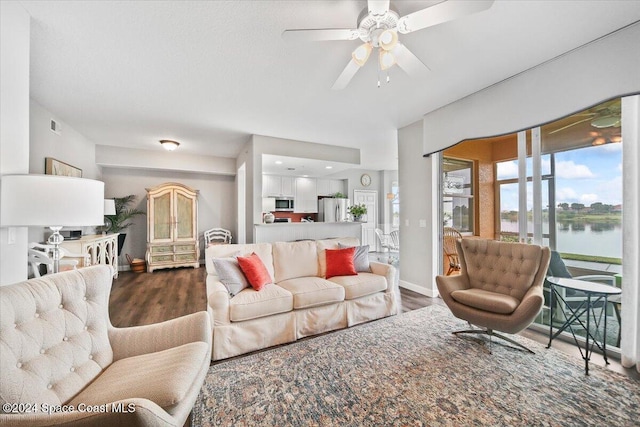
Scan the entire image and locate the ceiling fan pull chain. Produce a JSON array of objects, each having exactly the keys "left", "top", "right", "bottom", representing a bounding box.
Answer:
[{"left": 387, "top": 71, "right": 390, "bottom": 84}]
